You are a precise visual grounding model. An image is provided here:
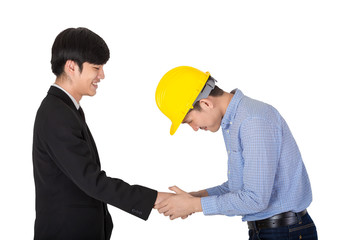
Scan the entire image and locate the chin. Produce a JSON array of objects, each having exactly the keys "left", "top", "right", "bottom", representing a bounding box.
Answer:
[
  {"left": 210, "top": 128, "right": 220, "bottom": 133},
  {"left": 88, "top": 91, "right": 97, "bottom": 96}
]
